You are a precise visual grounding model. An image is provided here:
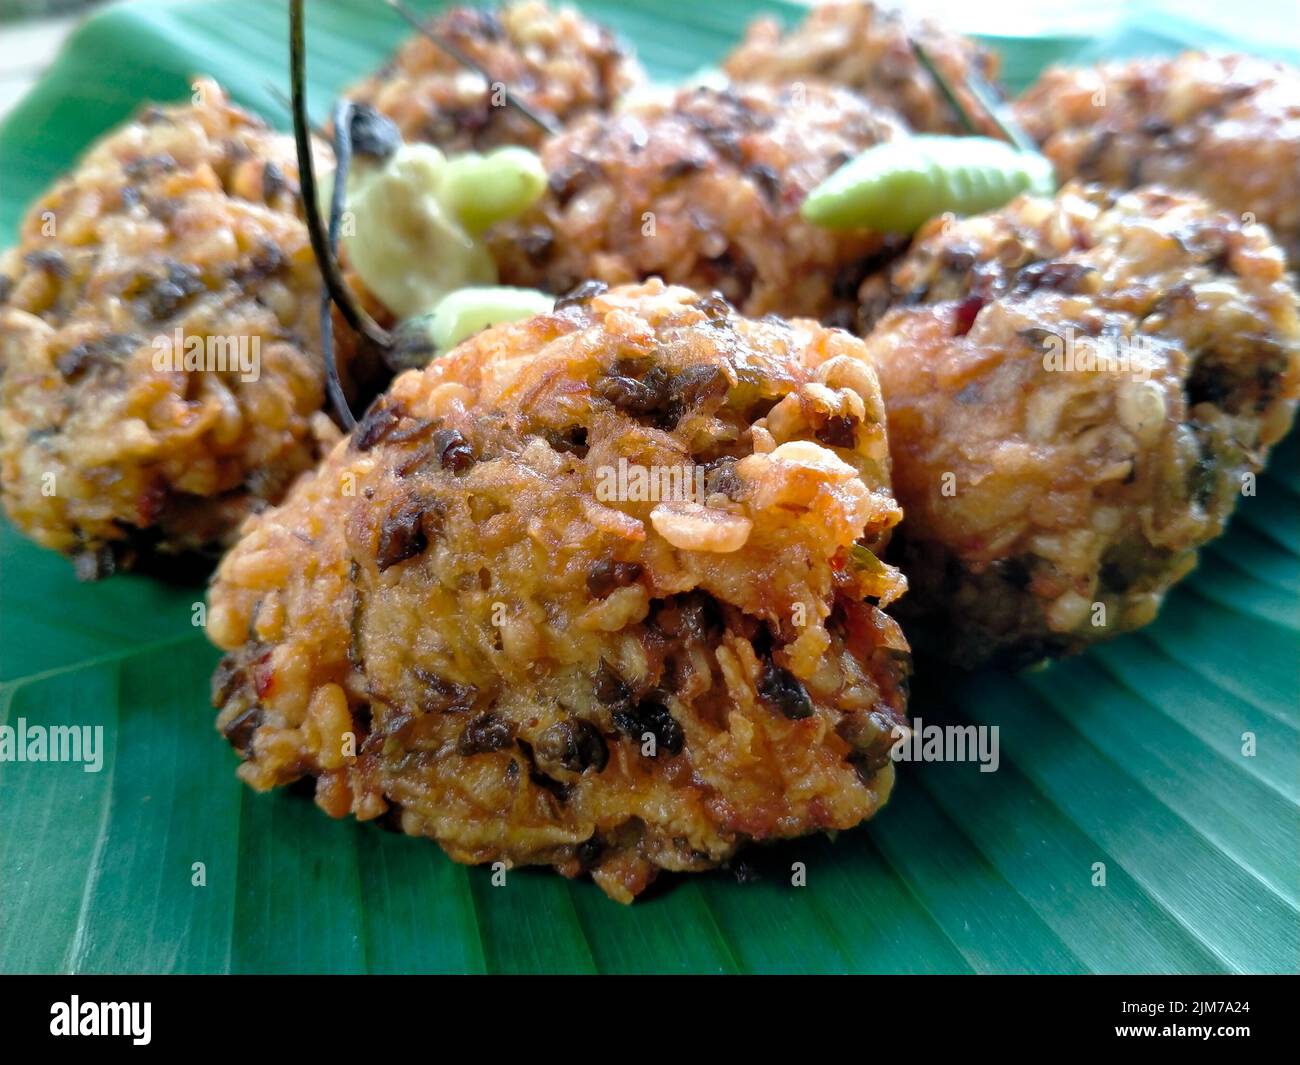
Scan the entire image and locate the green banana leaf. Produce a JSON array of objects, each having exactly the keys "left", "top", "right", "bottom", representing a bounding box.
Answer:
[{"left": 0, "top": 0, "right": 1296, "bottom": 974}]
